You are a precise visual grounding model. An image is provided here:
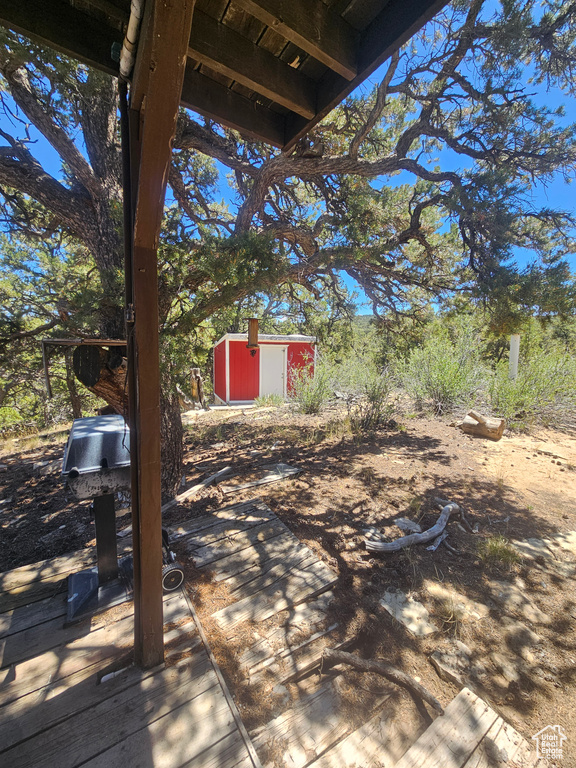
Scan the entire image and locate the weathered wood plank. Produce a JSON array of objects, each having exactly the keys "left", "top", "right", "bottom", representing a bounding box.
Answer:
[
  {"left": 279, "top": 633, "right": 355, "bottom": 685},
  {"left": 0, "top": 538, "right": 133, "bottom": 614},
  {"left": 212, "top": 559, "right": 337, "bottom": 630},
  {"left": 463, "top": 716, "right": 541, "bottom": 768},
  {"left": 224, "top": 535, "right": 317, "bottom": 591},
  {"left": 232, "top": 0, "right": 358, "bottom": 80},
  {"left": 199, "top": 738, "right": 256, "bottom": 768},
  {"left": 169, "top": 730, "right": 254, "bottom": 768},
  {"left": 219, "top": 463, "right": 302, "bottom": 494},
  {"left": 250, "top": 623, "right": 338, "bottom": 682},
  {"left": 0, "top": 592, "right": 189, "bottom": 706},
  {"left": 394, "top": 688, "right": 498, "bottom": 768},
  {"left": 80, "top": 680, "right": 240, "bottom": 768},
  {"left": 0, "top": 591, "right": 195, "bottom": 669},
  {"left": 206, "top": 531, "right": 300, "bottom": 582},
  {"left": 227, "top": 551, "right": 318, "bottom": 601},
  {"left": 239, "top": 592, "right": 335, "bottom": 672},
  {"left": 251, "top": 682, "right": 350, "bottom": 768},
  {"left": 190, "top": 518, "right": 289, "bottom": 569},
  {"left": 0, "top": 624, "right": 200, "bottom": 754},
  {"left": 171, "top": 505, "right": 274, "bottom": 547},
  {"left": 0, "top": 592, "right": 67, "bottom": 638},
  {"left": 0, "top": 575, "right": 68, "bottom": 614},
  {"left": 307, "top": 705, "right": 414, "bottom": 768},
  {"left": 1, "top": 655, "right": 219, "bottom": 768},
  {"left": 188, "top": 9, "right": 316, "bottom": 118},
  {"left": 0, "top": 595, "right": 129, "bottom": 668},
  {"left": 0, "top": 548, "right": 96, "bottom": 593},
  {"left": 169, "top": 499, "right": 271, "bottom": 538}
]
